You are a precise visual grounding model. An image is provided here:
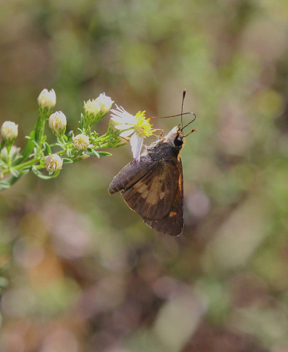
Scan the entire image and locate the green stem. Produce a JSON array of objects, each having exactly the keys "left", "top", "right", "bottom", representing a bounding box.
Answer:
[{"left": 3, "top": 158, "right": 40, "bottom": 175}]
